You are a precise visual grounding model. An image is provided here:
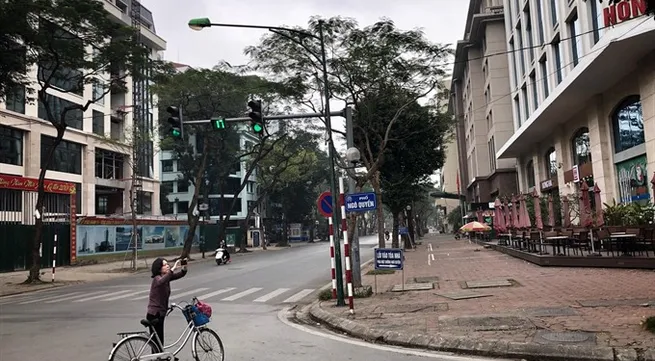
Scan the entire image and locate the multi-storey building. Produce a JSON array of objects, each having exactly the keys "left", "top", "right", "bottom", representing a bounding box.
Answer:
[
  {"left": 449, "top": 0, "right": 519, "bottom": 204},
  {"left": 0, "top": 0, "right": 166, "bottom": 220},
  {"left": 496, "top": 0, "right": 655, "bottom": 205}
]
